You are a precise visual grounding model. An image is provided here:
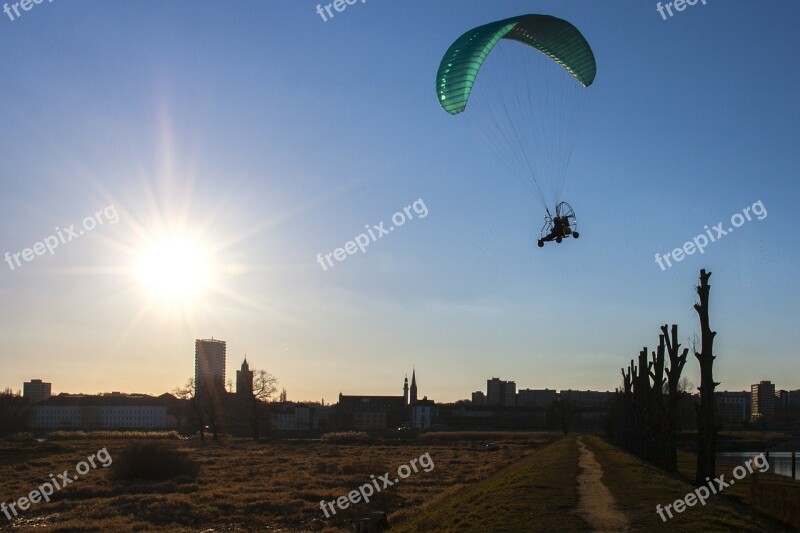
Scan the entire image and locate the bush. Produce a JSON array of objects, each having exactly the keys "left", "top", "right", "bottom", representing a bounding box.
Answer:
[
  {"left": 112, "top": 442, "right": 200, "bottom": 481},
  {"left": 48, "top": 430, "right": 181, "bottom": 440},
  {"left": 320, "top": 431, "right": 370, "bottom": 443}
]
